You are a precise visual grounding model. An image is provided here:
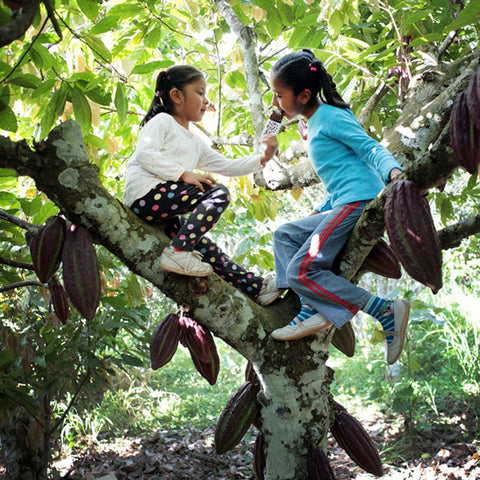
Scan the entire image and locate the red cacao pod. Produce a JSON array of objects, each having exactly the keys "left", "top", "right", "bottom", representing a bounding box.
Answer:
[
  {"left": 253, "top": 432, "right": 266, "bottom": 480},
  {"left": 61, "top": 224, "right": 102, "bottom": 321},
  {"left": 215, "top": 381, "right": 260, "bottom": 454},
  {"left": 330, "top": 402, "right": 383, "bottom": 477},
  {"left": 384, "top": 180, "right": 442, "bottom": 294},
  {"left": 180, "top": 316, "right": 215, "bottom": 363},
  {"left": 188, "top": 340, "right": 220, "bottom": 385},
  {"left": 331, "top": 322, "right": 355, "bottom": 357},
  {"left": 28, "top": 215, "right": 66, "bottom": 283},
  {"left": 361, "top": 238, "right": 401, "bottom": 279},
  {"left": 449, "top": 90, "right": 480, "bottom": 174},
  {"left": 307, "top": 447, "right": 336, "bottom": 480},
  {"left": 466, "top": 66, "right": 480, "bottom": 129},
  {"left": 49, "top": 279, "right": 70, "bottom": 324},
  {"left": 150, "top": 313, "right": 182, "bottom": 370}
]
